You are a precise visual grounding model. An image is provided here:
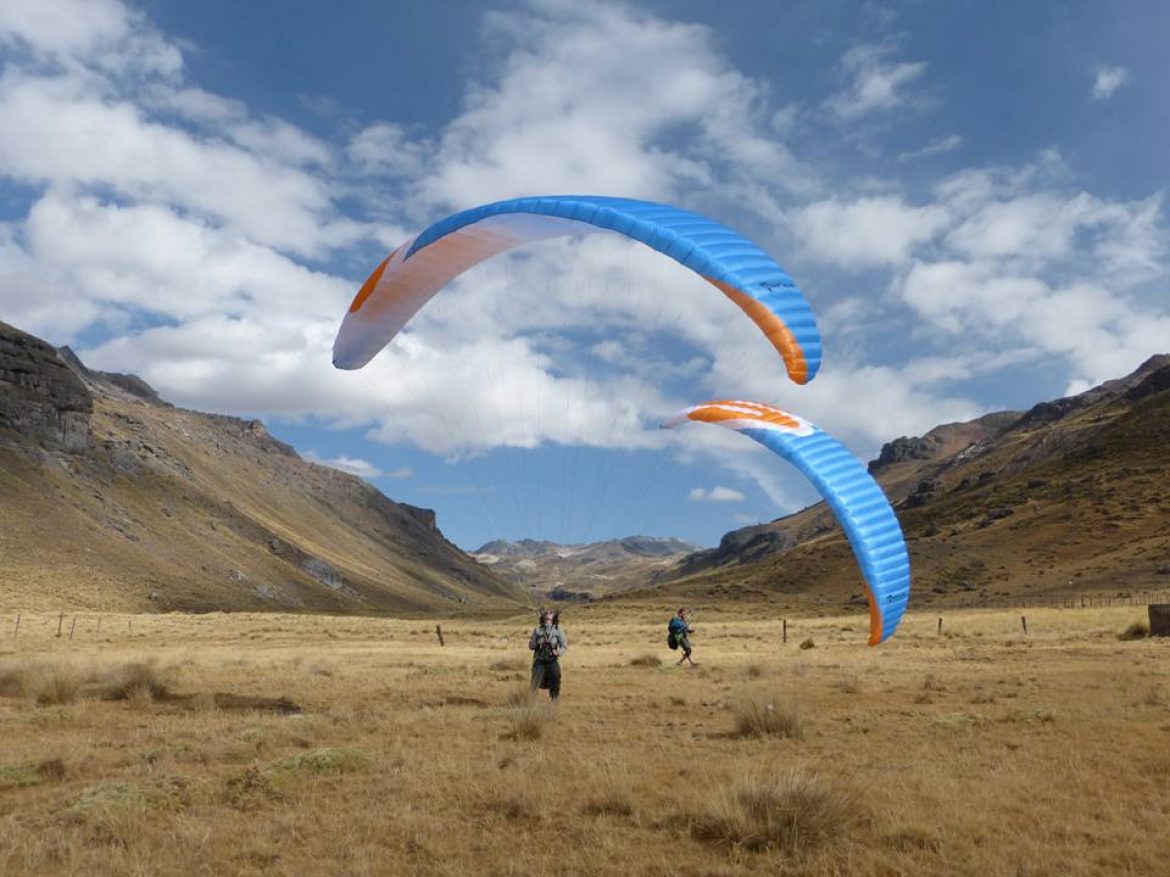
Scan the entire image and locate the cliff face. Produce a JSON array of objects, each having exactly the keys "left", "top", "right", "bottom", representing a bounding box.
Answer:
[
  {"left": 0, "top": 325, "right": 92, "bottom": 453},
  {"left": 0, "top": 321, "right": 520, "bottom": 614}
]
